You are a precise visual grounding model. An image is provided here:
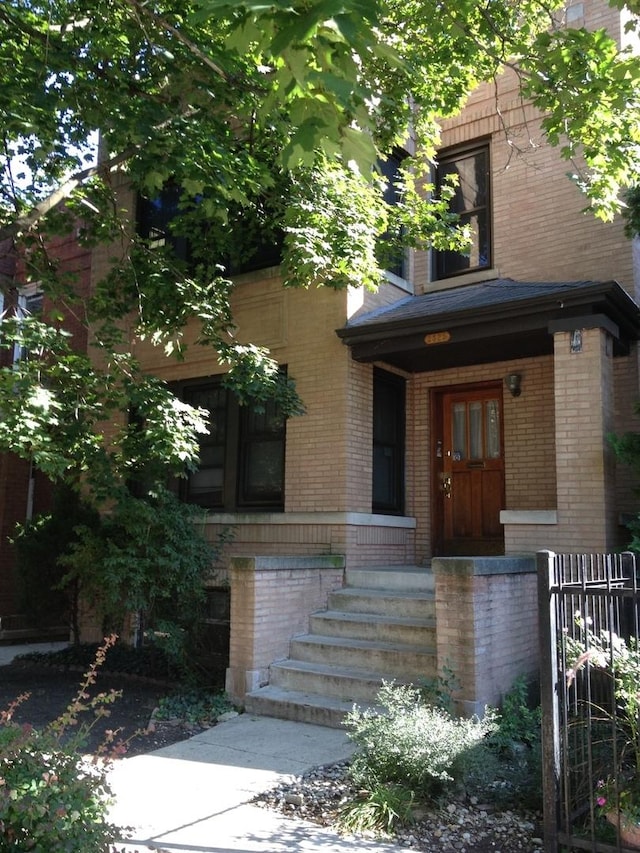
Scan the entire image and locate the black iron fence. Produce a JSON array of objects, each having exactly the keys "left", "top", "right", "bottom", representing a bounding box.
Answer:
[{"left": 538, "top": 550, "right": 640, "bottom": 852}]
